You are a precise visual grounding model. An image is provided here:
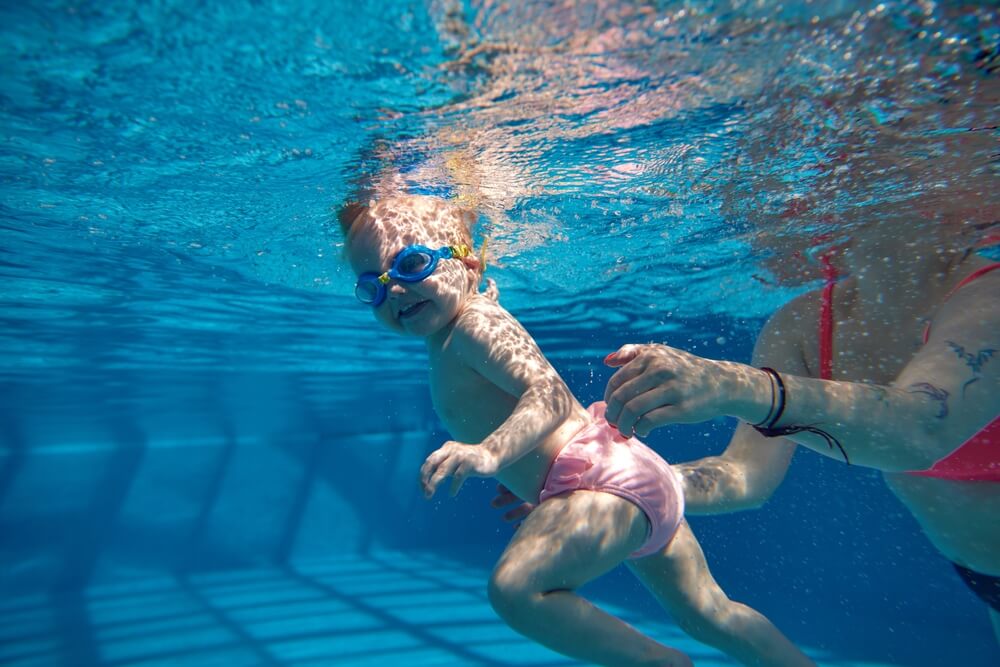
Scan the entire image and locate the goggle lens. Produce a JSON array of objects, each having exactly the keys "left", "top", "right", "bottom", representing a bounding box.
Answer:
[
  {"left": 396, "top": 250, "right": 434, "bottom": 278},
  {"left": 354, "top": 277, "right": 383, "bottom": 305}
]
